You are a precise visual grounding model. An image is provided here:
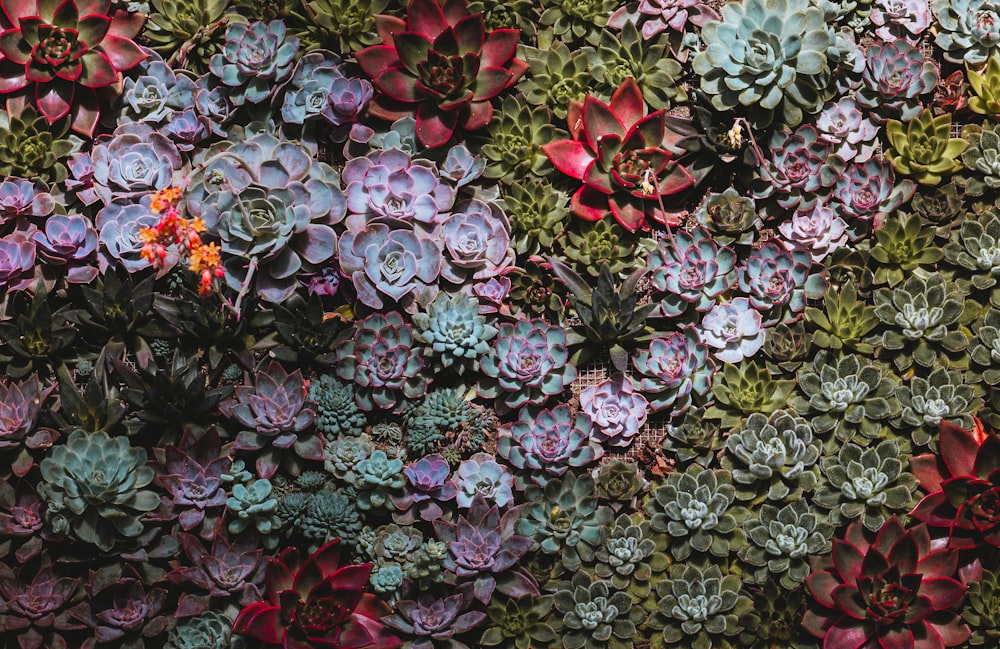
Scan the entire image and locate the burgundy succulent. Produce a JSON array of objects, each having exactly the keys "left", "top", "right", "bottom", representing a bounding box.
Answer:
[
  {"left": 168, "top": 530, "right": 265, "bottom": 607},
  {"left": 0, "top": 373, "right": 56, "bottom": 477},
  {"left": 154, "top": 427, "right": 232, "bottom": 538},
  {"left": 232, "top": 538, "right": 400, "bottom": 649},
  {"left": 355, "top": 0, "right": 527, "bottom": 148},
  {"left": 803, "top": 517, "right": 970, "bottom": 649},
  {"left": 0, "top": 0, "right": 148, "bottom": 136},
  {"left": 72, "top": 566, "right": 167, "bottom": 649},
  {"left": 541, "top": 78, "right": 696, "bottom": 231},
  {"left": 0, "top": 554, "right": 86, "bottom": 649}
]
